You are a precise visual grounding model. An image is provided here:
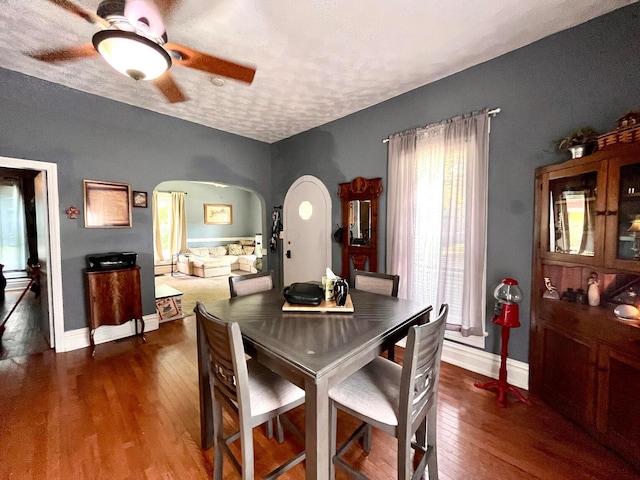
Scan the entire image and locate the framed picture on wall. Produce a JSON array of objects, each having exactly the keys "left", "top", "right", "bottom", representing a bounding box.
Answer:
[
  {"left": 83, "top": 179, "right": 132, "bottom": 228},
  {"left": 132, "top": 191, "right": 148, "bottom": 208},
  {"left": 204, "top": 204, "right": 232, "bottom": 225}
]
